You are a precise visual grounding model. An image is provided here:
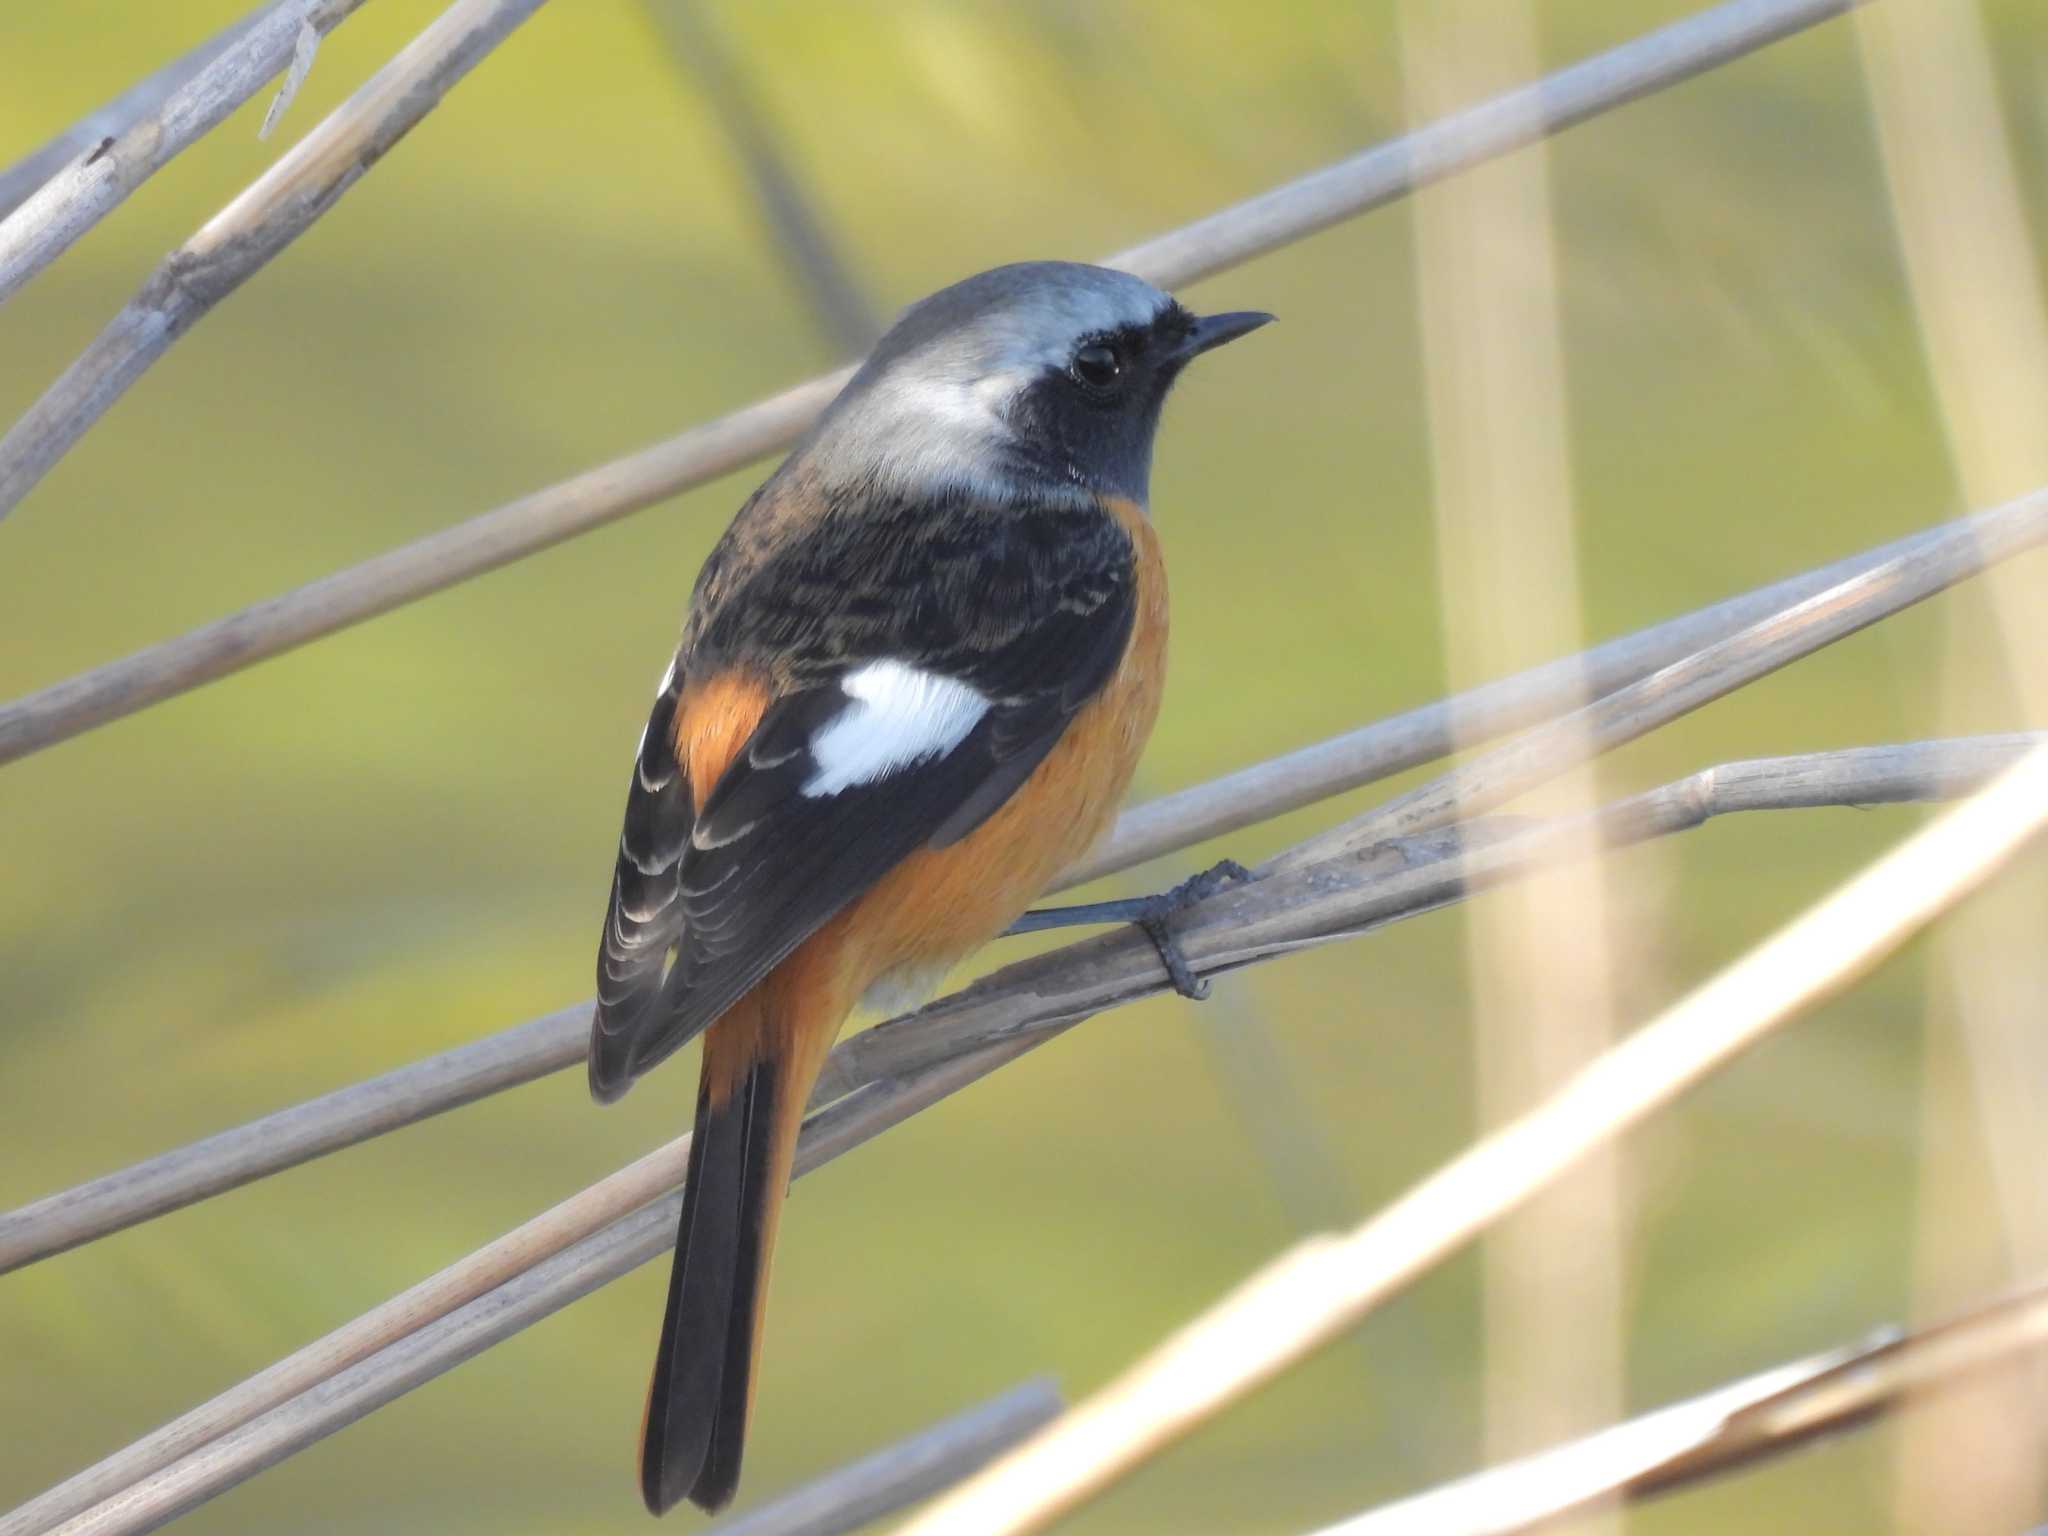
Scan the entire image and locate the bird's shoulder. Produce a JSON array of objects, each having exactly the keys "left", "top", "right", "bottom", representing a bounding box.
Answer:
[
  {"left": 680, "top": 468, "right": 1139, "bottom": 694},
  {"left": 591, "top": 474, "right": 1148, "bottom": 1093}
]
